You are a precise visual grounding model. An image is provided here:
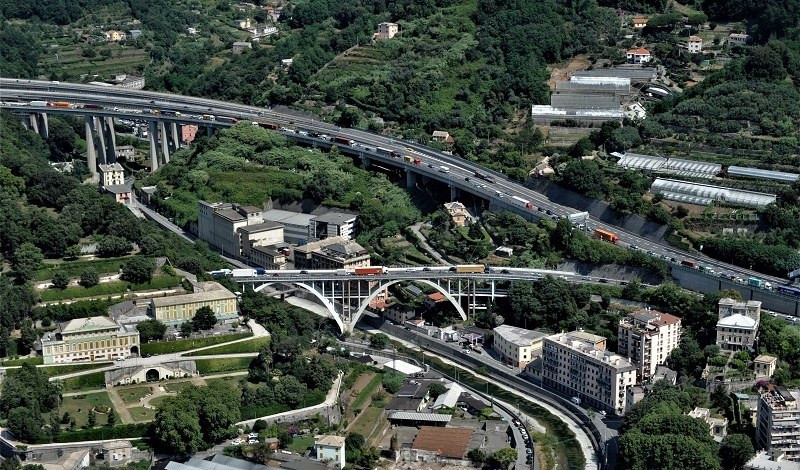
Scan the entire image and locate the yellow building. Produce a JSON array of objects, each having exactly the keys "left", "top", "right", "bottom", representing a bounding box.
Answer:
[
  {"left": 41, "top": 316, "right": 139, "bottom": 365},
  {"left": 150, "top": 282, "right": 238, "bottom": 326}
]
